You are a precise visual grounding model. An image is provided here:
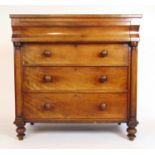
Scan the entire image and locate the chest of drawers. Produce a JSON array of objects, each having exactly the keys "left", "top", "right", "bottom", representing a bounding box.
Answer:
[{"left": 10, "top": 14, "right": 141, "bottom": 140}]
